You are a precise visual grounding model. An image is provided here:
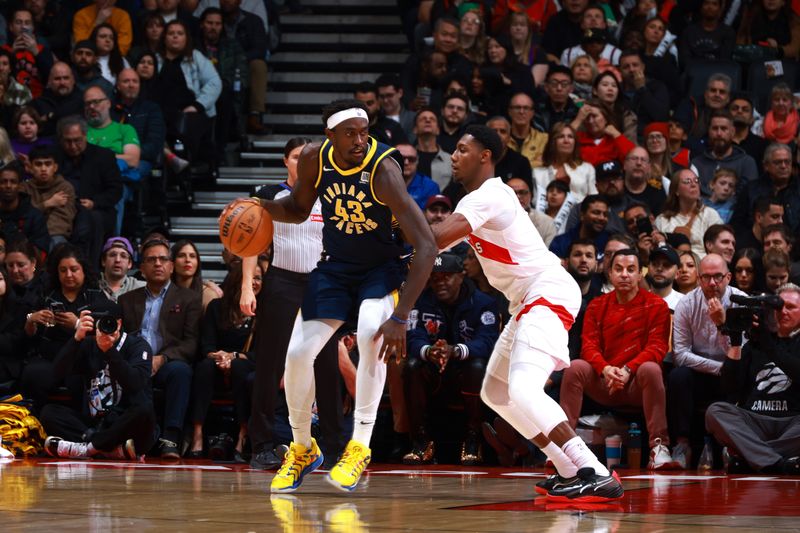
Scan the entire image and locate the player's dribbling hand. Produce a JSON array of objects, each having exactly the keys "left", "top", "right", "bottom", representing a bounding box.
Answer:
[{"left": 375, "top": 319, "right": 407, "bottom": 363}]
